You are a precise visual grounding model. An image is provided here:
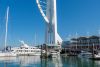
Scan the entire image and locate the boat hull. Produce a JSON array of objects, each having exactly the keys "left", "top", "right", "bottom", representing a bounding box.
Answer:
[{"left": 0, "top": 52, "right": 16, "bottom": 57}]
